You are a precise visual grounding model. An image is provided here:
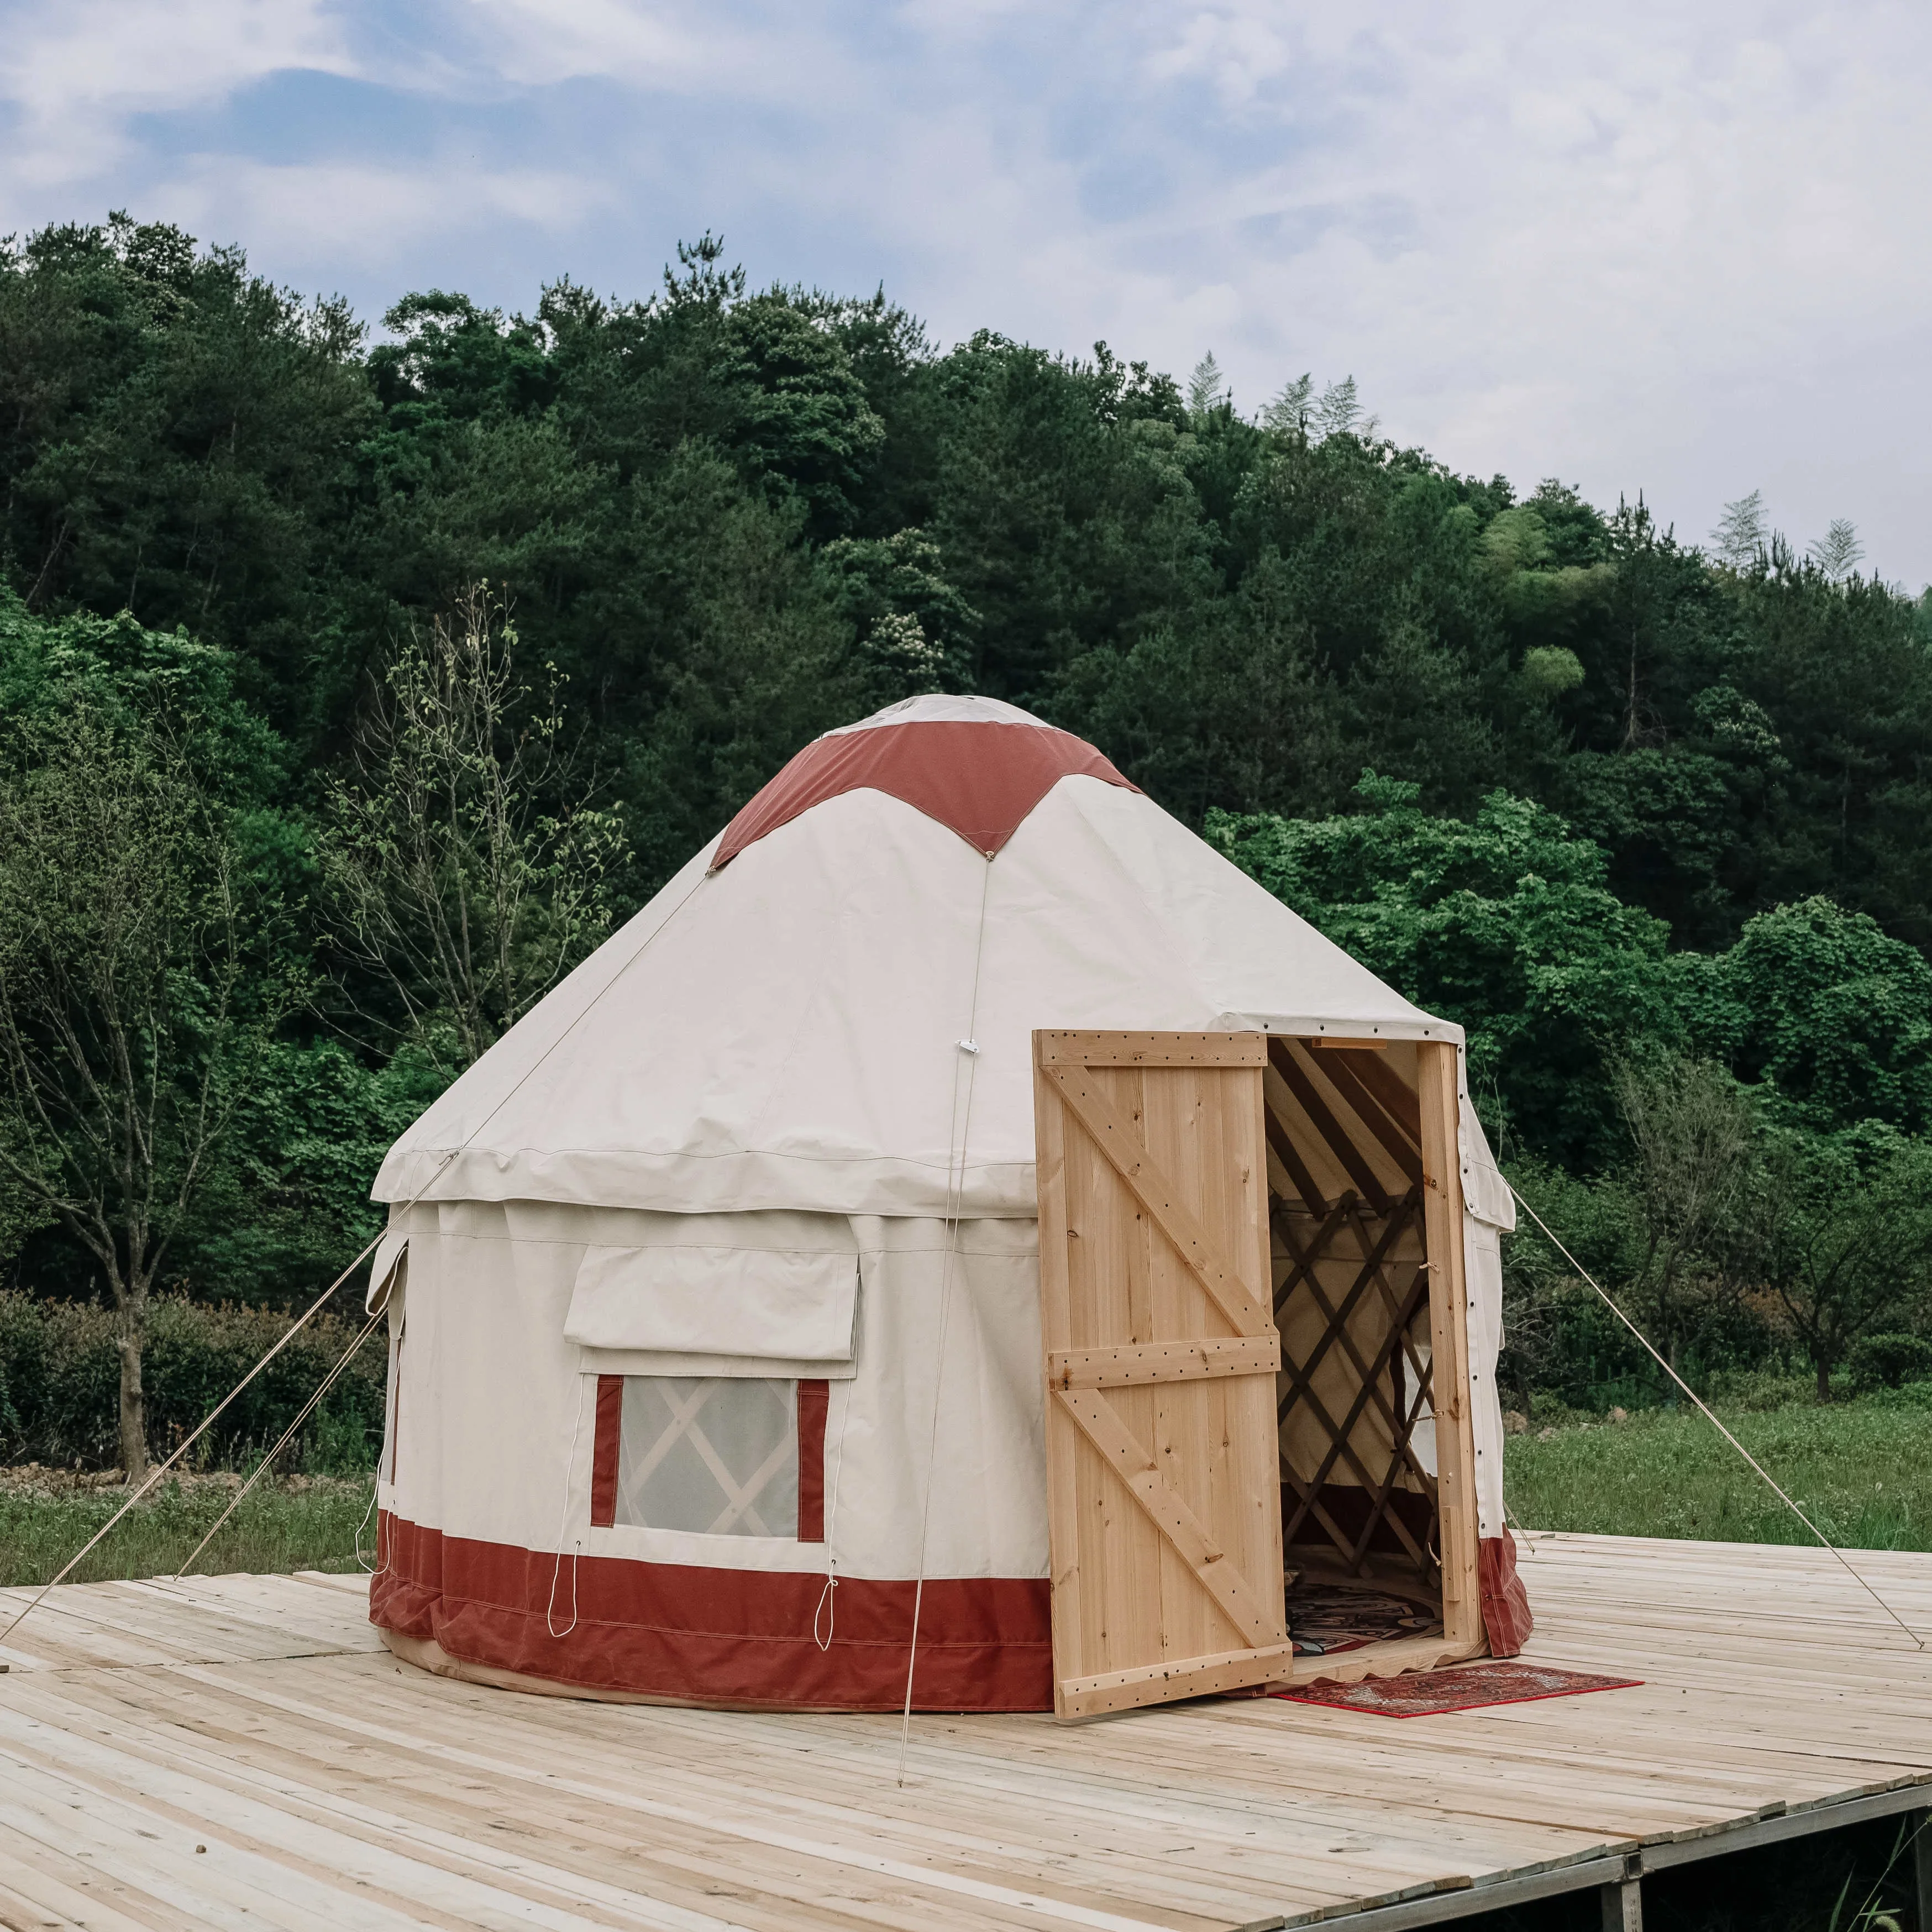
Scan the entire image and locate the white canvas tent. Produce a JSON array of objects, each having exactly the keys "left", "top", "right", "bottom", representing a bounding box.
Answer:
[{"left": 366, "top": 694, "right": 1530, "bottom": 1714}]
